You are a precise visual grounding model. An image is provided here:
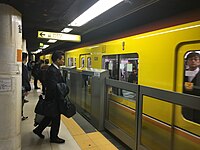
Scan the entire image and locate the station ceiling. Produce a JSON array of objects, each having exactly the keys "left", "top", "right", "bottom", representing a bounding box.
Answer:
[{"left": 2, "top": 0, "right": 200, "bottom": 54}]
